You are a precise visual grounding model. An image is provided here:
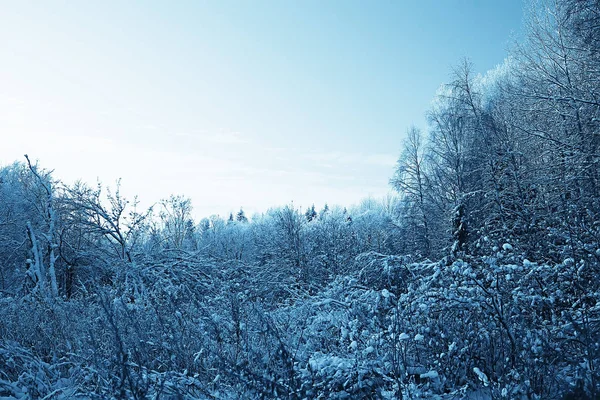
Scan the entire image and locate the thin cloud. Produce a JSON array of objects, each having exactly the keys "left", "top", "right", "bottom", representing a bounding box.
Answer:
[
  {"left": 204, "top": 131, "right": 248, "bottom": 145},
  {"left": 303, "top": 151, "right": 397, "bottom": 168},
  {"left": 364, "top": 153, "right": 397, "bottom": 167},
  {"left": 169, "top": 130, "right": 249, "bottom": 145}
]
